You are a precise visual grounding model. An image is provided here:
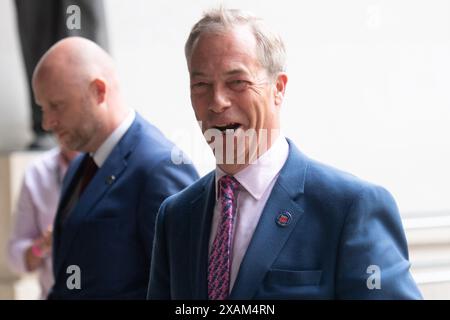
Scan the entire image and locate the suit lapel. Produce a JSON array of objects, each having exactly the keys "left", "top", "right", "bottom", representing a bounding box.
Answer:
[
  {"left": 54, "top": 116, "right": 143, "bottom": 278},
  {"left": 229, "top": 140, "right": 308, "bottom": 299},
  {"left": 189, "top": 172, "right": 215, "bottom": 299}
]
